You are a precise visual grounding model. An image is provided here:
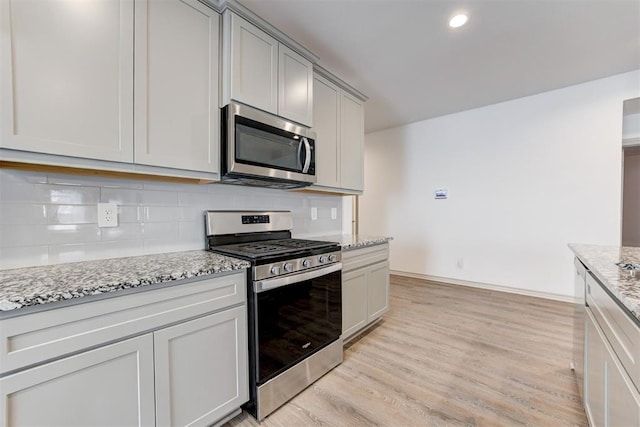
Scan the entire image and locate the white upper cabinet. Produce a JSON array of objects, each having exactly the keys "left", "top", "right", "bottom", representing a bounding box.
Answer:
[
  {"left": 312, "top": 71, "right": 365, "bottom": 193},
  {"left": 223, "top": 11, "right": 278, "bottom": 115},
  {"left": 340, "top": 92, "right": 365, "bottom": 191},
  {"left": 278, "top": 45, "right": 314, "bottom": 127},
  {"left": 222, "top": 11, "right": 313, "bottom": 127},
  {"left": 134, "top": 0, "right": 220, "bottom": 173},
  {"left": 0, "top": 0, "right": 134, "bottom": 162},
  {"left": 313, "top": 74, "right": 340, "bottom": 188},
  {"left": 1, "top": 0, "right": 222, "bottom": 178}
]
